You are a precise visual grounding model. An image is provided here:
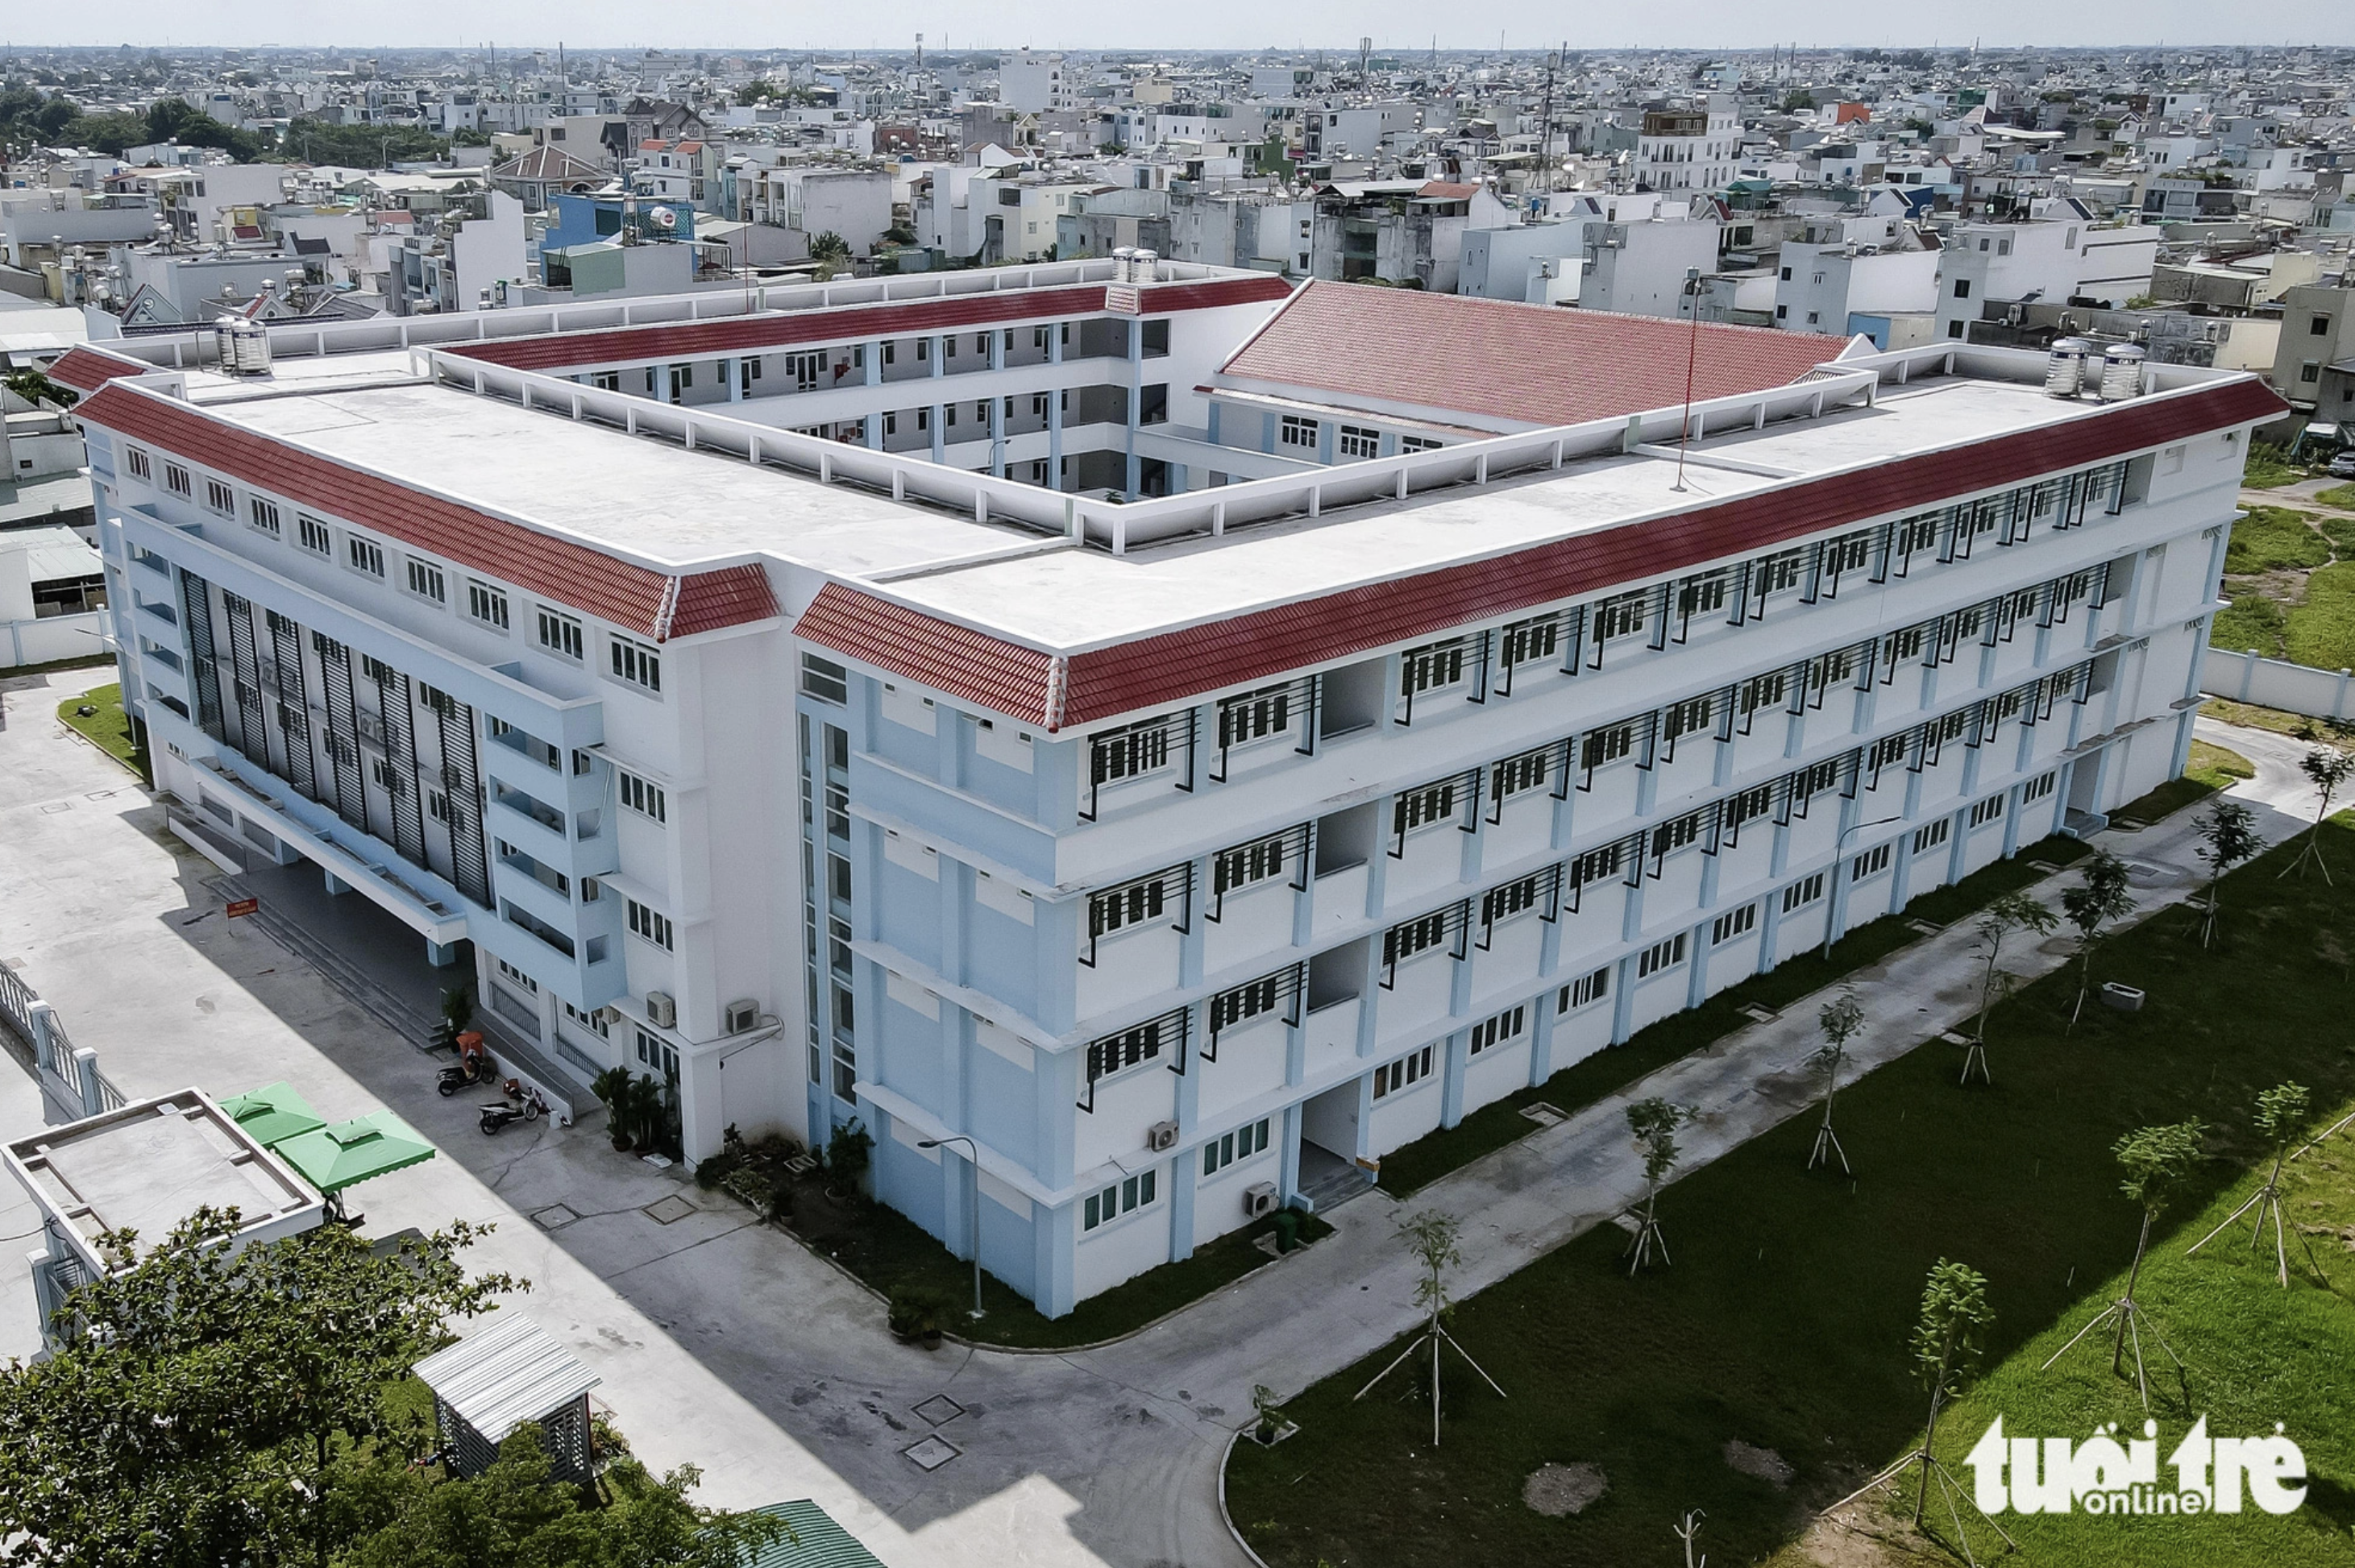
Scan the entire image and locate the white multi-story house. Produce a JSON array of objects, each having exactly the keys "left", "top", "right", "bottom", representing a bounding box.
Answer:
[
  {"left": 52, "top": 268, "right": 2280, "bottom": 1320},
  {"left": 1634, "top": 97, "right": 1741, "bottom": 193}
]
